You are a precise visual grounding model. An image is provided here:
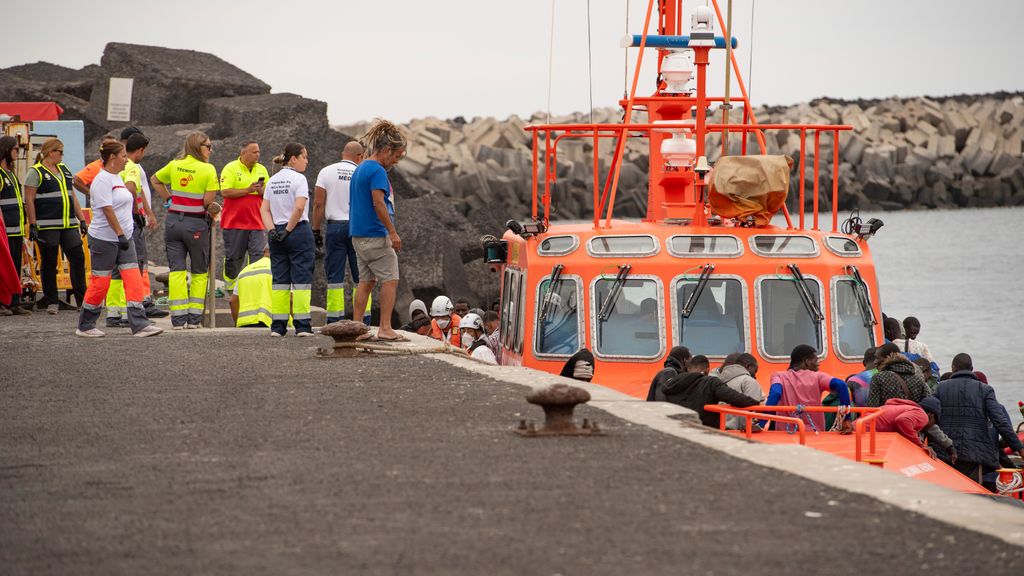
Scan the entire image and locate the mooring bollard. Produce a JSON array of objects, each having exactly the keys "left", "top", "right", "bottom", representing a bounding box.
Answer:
[
  {"left": 515, "top": 383, "right": 603, "bottom": 437},
  {"left": 316, "top": 320, "right": 369, "bottom": 358}
]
